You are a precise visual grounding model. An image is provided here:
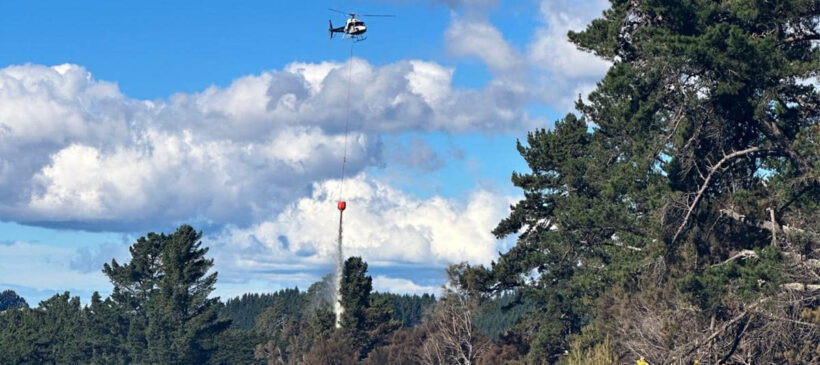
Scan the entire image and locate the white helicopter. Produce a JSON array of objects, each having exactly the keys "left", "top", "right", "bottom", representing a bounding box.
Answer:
[{"left": 328, "top": 9, "right": 394, "bottom": 42}]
